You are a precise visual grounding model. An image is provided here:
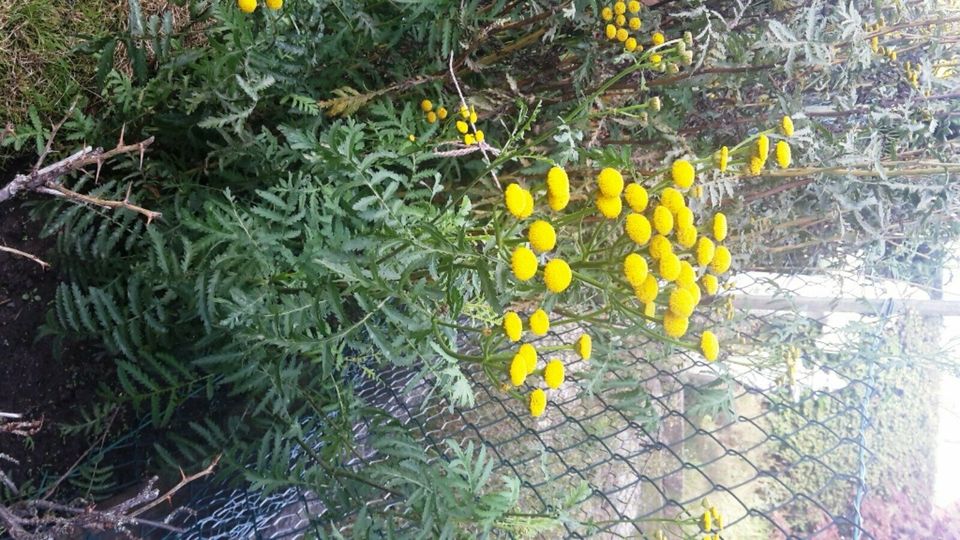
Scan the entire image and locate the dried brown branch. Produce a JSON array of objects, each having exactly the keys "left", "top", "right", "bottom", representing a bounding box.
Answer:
[
  {"left": 129, "top": 454, "right": 221, "bottom": 518},
  {"left": 0, "top": 415, "right": 43, "bottom": 437},
  {"left": 0, "top": 246, "right": 50, "bottom": 269}
]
